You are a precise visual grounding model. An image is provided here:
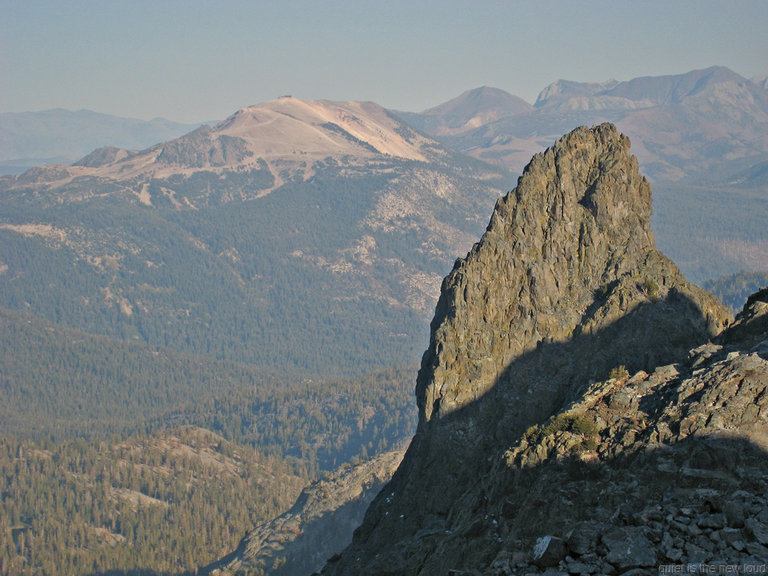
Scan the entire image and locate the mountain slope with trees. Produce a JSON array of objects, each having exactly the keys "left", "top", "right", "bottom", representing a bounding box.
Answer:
[
  {"left": 0, "top": 98, "right": 508, "bottom": 376},
  {"left": 0, "top": 306, "right": 417, "bottom": 575},
  {"left": 0, "top": 427, "right": 306, "bottom": 576}
]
